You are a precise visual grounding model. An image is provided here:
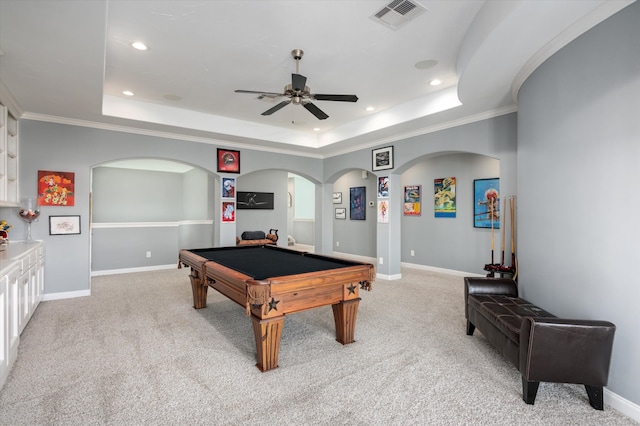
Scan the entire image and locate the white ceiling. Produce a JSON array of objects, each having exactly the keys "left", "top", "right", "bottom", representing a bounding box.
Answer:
[{"left": 0, "top": 0, "right": 633, "bottom": 158}]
